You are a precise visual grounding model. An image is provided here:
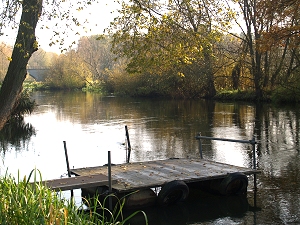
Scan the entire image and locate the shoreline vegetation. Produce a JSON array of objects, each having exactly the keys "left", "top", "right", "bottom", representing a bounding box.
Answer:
[
  {"left": 22, "top": 81, "right": 300, "bottom": 104},
  {"left": 0, "top": 169, "right": 148, "bottom": 225}
]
